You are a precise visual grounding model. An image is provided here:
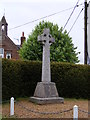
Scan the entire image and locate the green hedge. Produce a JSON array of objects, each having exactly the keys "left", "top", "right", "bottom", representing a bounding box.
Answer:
[{"left": 2, "top": 59, "right": 90, "bottom": 100}]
